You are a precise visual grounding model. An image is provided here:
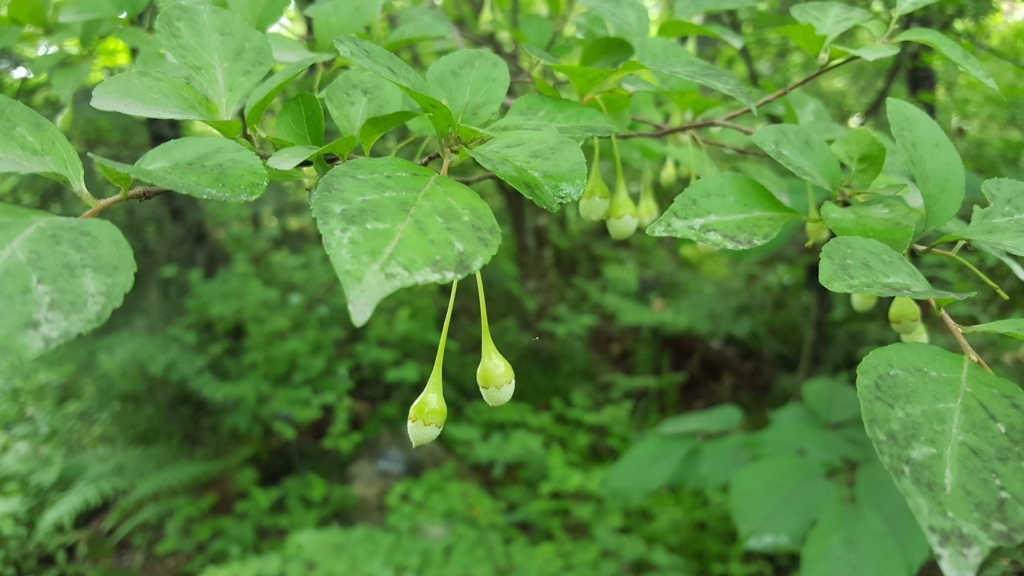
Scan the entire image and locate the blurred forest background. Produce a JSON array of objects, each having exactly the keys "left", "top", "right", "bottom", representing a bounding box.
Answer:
[{"left": 1, "top": 0, "right": 1023, "bottom": 575}]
